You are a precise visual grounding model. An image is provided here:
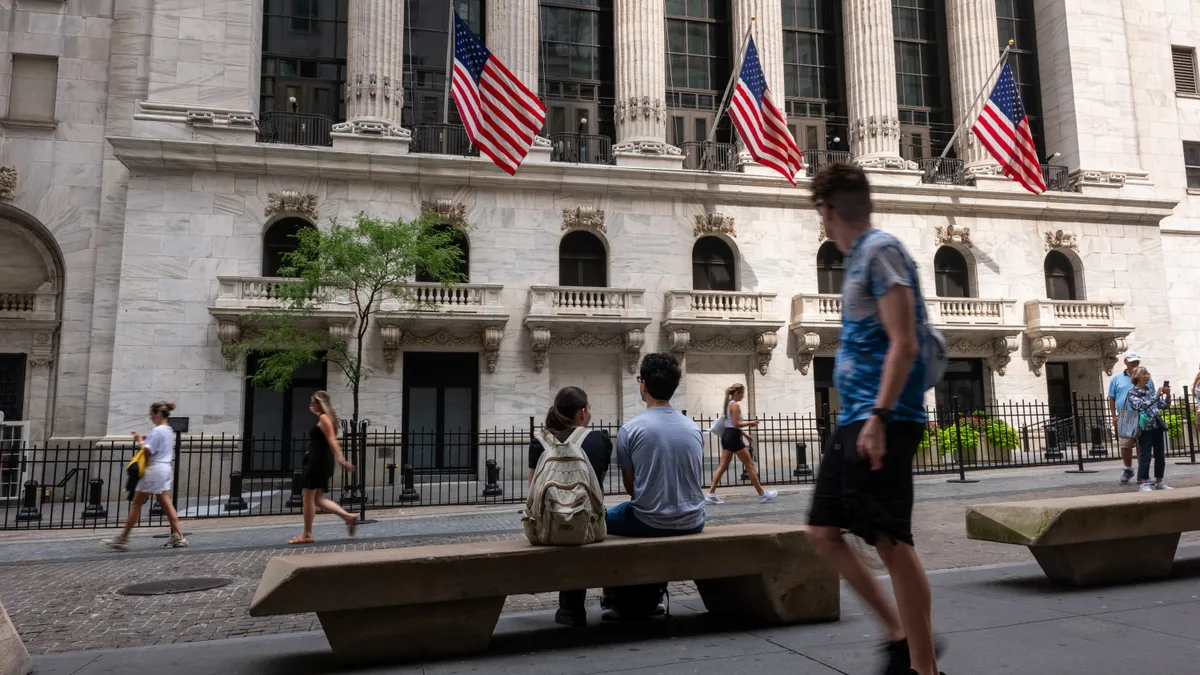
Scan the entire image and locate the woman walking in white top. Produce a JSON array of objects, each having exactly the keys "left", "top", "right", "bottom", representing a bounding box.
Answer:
[
  {"left": 705, "top": 383, "right": 777, "bottom": 504},
  {"left": 103, "top": 401, "right": 187, "bottom": 551}
]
